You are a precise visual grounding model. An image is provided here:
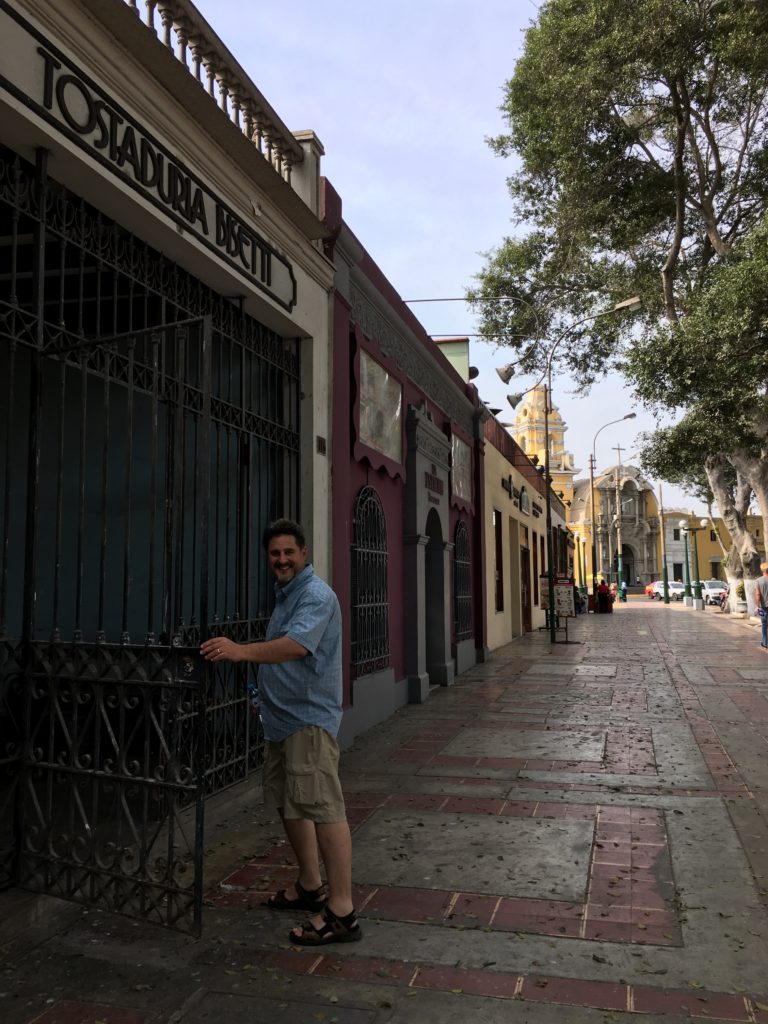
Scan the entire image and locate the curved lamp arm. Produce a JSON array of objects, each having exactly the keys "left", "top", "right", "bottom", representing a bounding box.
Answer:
[
  {"left": 506, "top": 299, "right": 641, "bottom": 412},
  {"left": 592, "top": 413, "right": 637, "bottom": 465}
]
